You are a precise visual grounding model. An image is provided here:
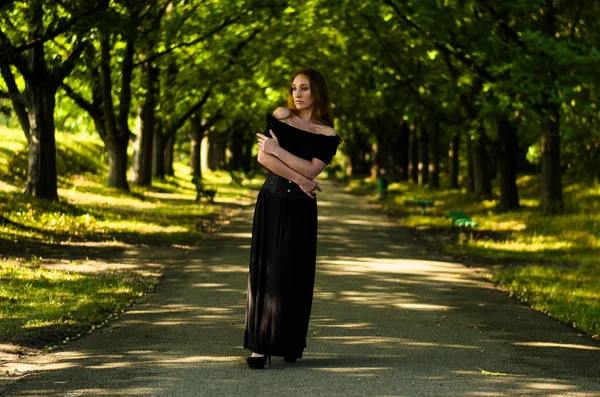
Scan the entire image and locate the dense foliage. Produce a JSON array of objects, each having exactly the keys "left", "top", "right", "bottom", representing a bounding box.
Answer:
[{"left": 1, "top": 0, "right": 599, "bottom": 214}]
